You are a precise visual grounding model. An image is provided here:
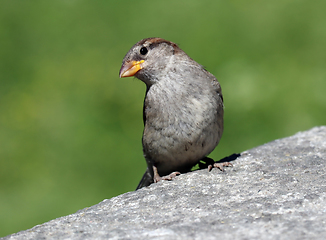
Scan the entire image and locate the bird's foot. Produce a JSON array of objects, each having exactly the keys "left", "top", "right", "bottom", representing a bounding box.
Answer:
[
  {"left": 207, "top": 162, "right": 233, "bottom": 171},
  {"left": 154, "top": 171, "right": 181, "bottom": 183},
  {"left": 200, "top": 157, "right": 233, "bottom": 172}
]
